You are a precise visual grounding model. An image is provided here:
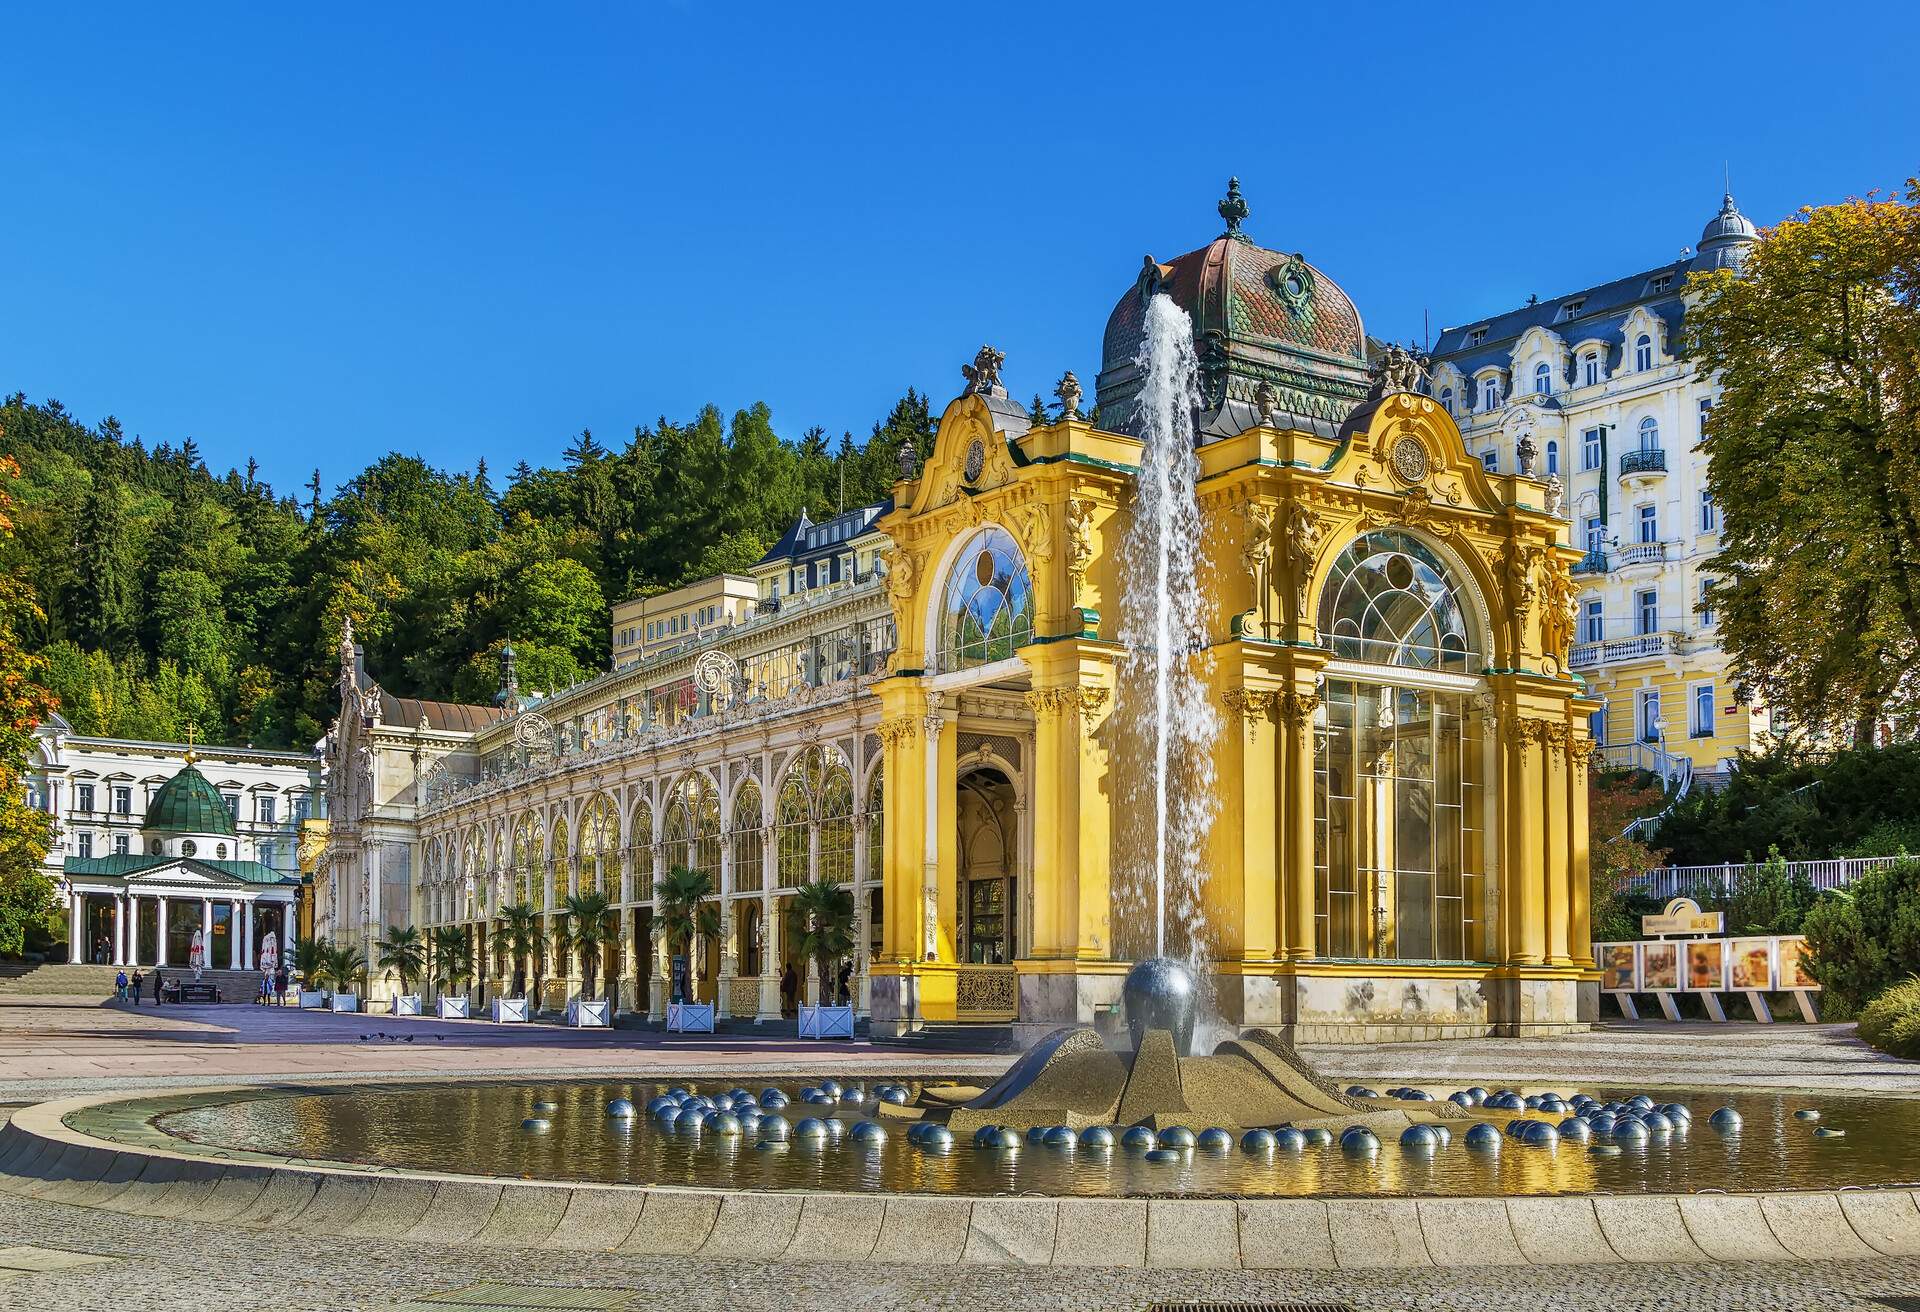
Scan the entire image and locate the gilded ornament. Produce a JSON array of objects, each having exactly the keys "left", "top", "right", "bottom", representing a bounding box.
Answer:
[
  {"left": 1537, "top": 556, "right": 1575, "bottom": 664},
  {"left": 1240, "top": 501, "right": 1275, "bottom": 637},
  {"left": 1283, "top": 503, "right": 1324, "bottom": 619},
  {"left": 1065, "top": 497, "right": 1095, "bottom": 603},
  {"left": 1221, "top": 687, "right": 1279, "bottom": 739},
  {"left": 1277, "top": 689, "right": 1319, "bottom": 731},
  {"left": 1389, "top": 435, "right": 1430, "bottom": 485}
]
